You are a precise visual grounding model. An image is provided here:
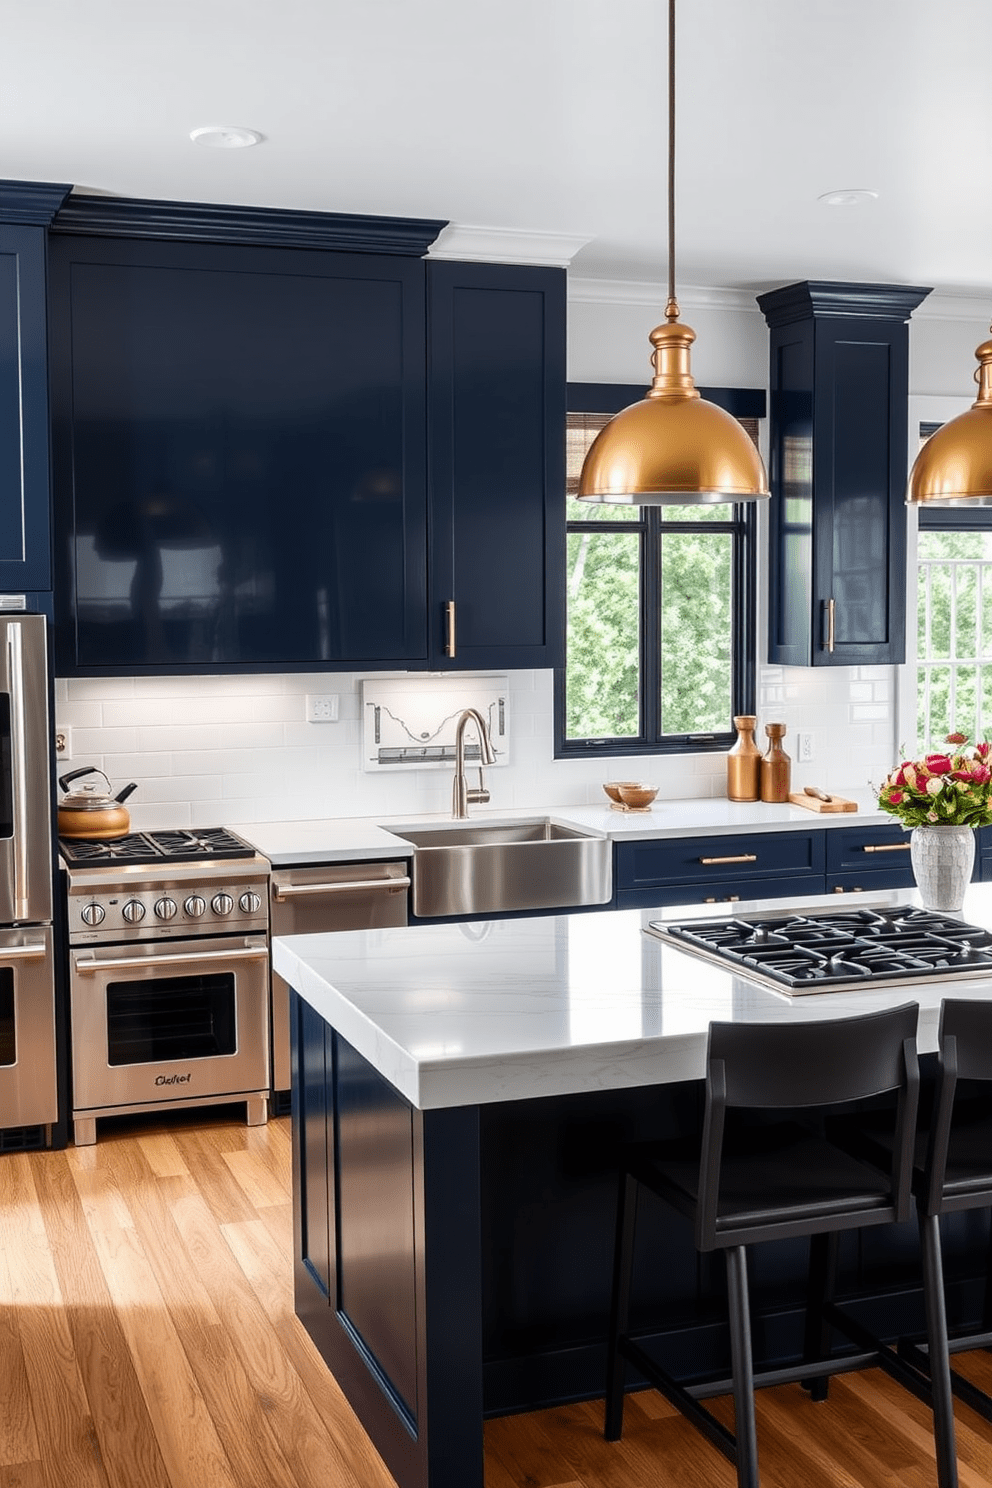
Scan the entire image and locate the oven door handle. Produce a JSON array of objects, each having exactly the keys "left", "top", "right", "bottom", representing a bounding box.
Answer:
[
  {"left": 73, "top": 945, "right": 269, "bottom": 975},
  {"left": 273, "top": 876, "right": 411, "bottom": 900},
  {"left": 0, "top": 942, "right": 47, "bottom": 962}
]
